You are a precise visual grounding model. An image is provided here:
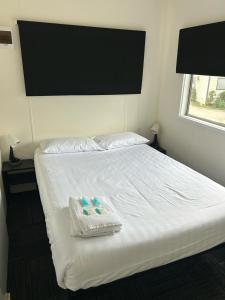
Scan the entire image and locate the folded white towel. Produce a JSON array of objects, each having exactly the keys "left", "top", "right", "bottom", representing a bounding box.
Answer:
[{"left": 69, "top": 196, "right": 122, "bottom": 238}]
